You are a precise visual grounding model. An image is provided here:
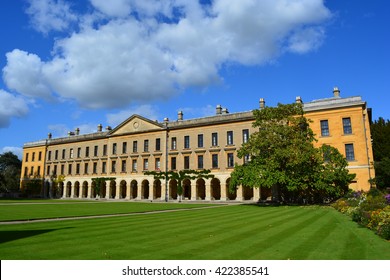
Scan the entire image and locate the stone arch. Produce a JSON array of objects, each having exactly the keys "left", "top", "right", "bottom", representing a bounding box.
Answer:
[
  {"left": 226, "top": 178, "right": 237, "bottom": 200},
  {"left": 169, "top": 179, "right": 178, "bottom": 200},
  {"left": 82, "top": 181, "right": 88, "bottom": 198},
  {"left": 211, "top": 178, "right": 221, "bottom": 200},
  {"left": 130, "top": 180, "right": 138, "bottom": 199},
  {"left": 243, "top": 185, "right": 254, "bottom": 200},
  {"left": 153, "top": 179, "right": 162, "bottom": 200},
  {"left": 196, "top": 178, "right": 206, "bottom": 200},
  {"left": 141, "top": 179, "right": 150, "bottom": 199},
  {"left": 109, "top": 180, "right": 116, "bottom": 199},
  {"left": 183, "top": 179, "right": 191, "bottom": 200},
  {"left": 74, "top": 181, "right": 80, "bottom": 198},
  {"left": 58, "top": 181, "right": 64, "bottom": 198},
  {"left": 120, "top": 180, "right": 127, "bottom": 199},
  {"left": 66, "top": 181, "right": 71, "bottom": 198}
]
